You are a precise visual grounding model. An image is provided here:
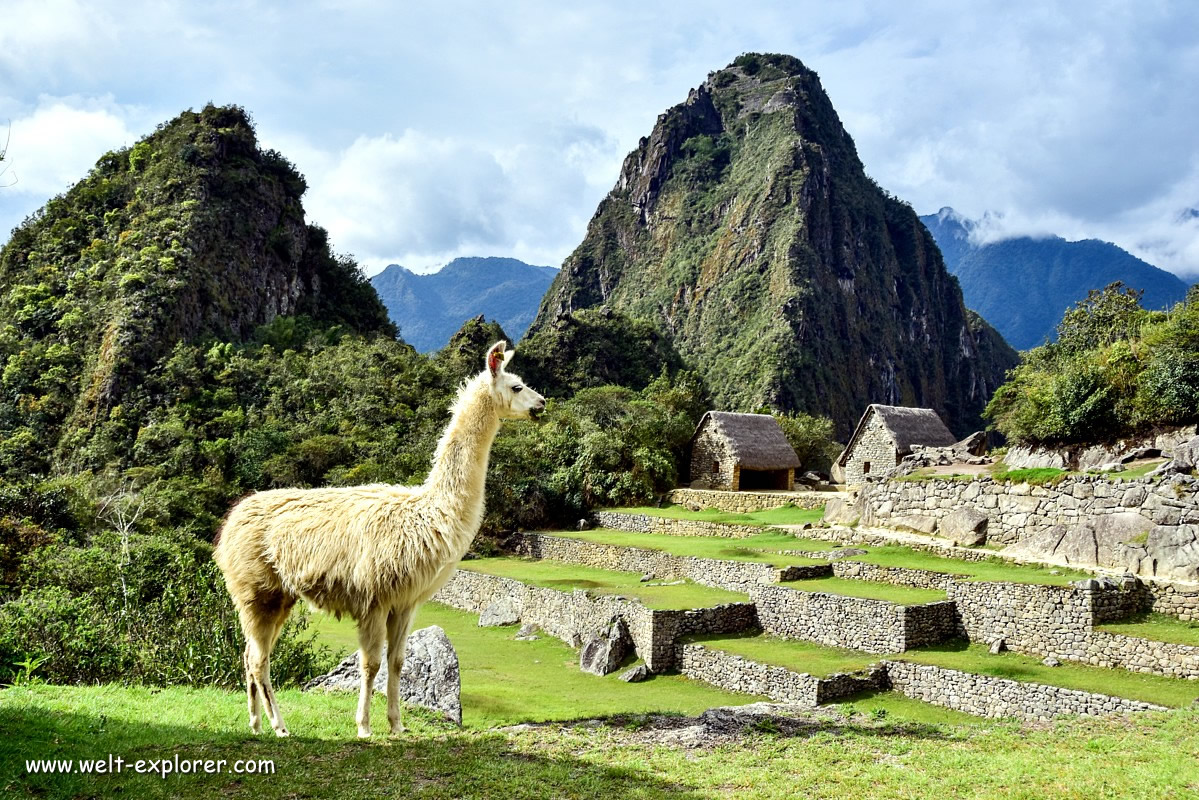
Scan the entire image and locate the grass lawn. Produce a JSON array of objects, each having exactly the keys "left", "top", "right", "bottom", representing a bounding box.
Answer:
[
  {"left": 1097, "top": 612, "right": 1199, "bottom": 648},
  {"left": 828, "top": 690, "right": 981, "bottom": 726},
  {"left": 554, "top": 528, "right": 830, "bottom": 567},
  {"left": 458, "top": 557, "right": 749, "bottom": 609},
  {"left": 781, "top": 576, "right": 948, "bottom": 605},
  {"left": 3, "top": 683, "right": 1196, "bottom": 800},
  {"left": 902, "top": 641, "right": 1199, "bottom": 708},
  {"left": 312, "top": 603, "right": 761, "bottom": 729},
  {"left": 853, "top": 546, "right": 1093, "bottom": 586},
  {"left": 684, "top": 630, "right": 881, "bottom": 677},
  {"left": 611, "top": 502, "right": 826, "bottom": 527}
]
